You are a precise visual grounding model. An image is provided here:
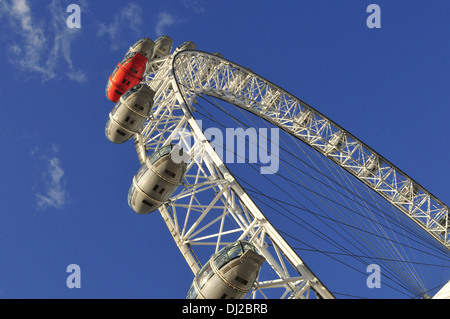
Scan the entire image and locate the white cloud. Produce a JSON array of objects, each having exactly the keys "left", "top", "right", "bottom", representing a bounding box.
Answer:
[
  {"left": 154, "top": 12, "right": 175, "bottom": 36},
  {"left": 2, "top": 0, "right": 52, "bottom": 79},
  {"left": 67, "top": 69, "right": 87, "bottom": 83},
  {"left": 181, "top": 0, "right": 205, "bottom": 15},
  {"left": 11, "top": 0, "right": 28, "bottom": 15},
  {"left": 36, "top": 157, "right": 67, "bottom": 209},
  {"left": 34, "top": 145, "right": 69, "bottom": 210},
  {"left": 0, "top": 0, "right": 85, "bottom": 82},
  {"left": 97, "top": 3, "right": 143, "bottom": 51},
  {"left": 46, "top": 0, "right": 86, "bottom": 83},
  {"left": 95, "top": 3, "right": 201, "bottom": 51}
]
